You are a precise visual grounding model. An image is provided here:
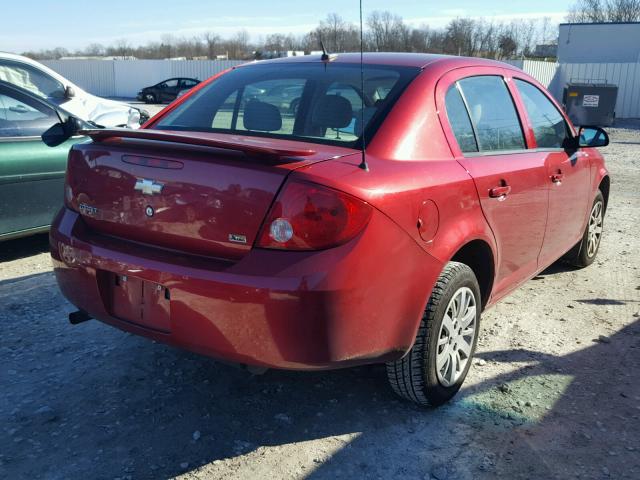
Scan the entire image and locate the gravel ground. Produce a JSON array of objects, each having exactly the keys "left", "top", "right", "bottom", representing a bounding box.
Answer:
[{"left": 1, "top": 122, "right": 639, "bottom": 480}]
